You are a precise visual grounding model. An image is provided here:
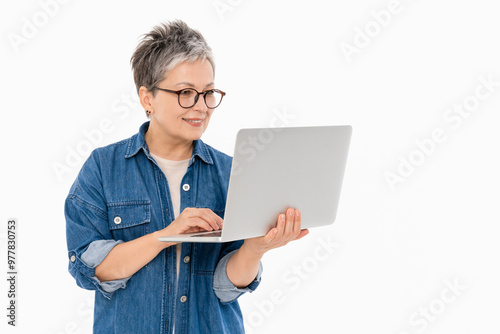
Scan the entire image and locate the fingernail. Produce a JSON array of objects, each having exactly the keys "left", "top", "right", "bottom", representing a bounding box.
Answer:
[
  {"left": 280, "top": 214, "right": 285, "bottom": 221},
  {"left": 288, "top": 208, "right": 294, "bottom": 215},
  {"left": 295, "top": 209, "right": 300, "bottom": 216}
]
